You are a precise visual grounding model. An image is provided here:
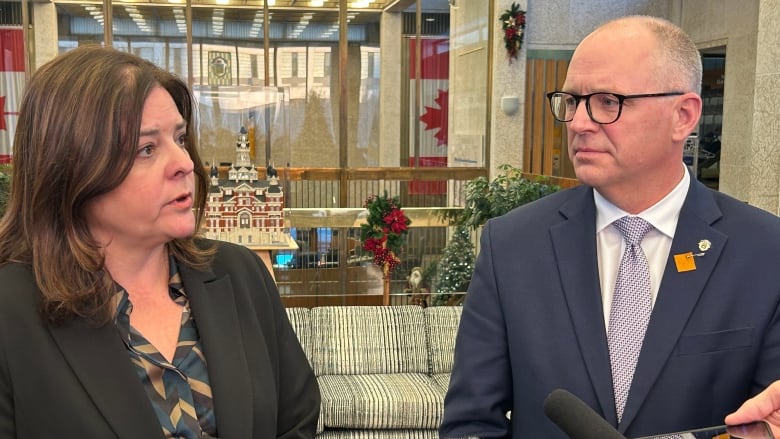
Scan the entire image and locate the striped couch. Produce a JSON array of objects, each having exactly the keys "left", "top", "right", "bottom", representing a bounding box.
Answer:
[{"left": 285, "top": 305, "right": 463, "bottom": 439}]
